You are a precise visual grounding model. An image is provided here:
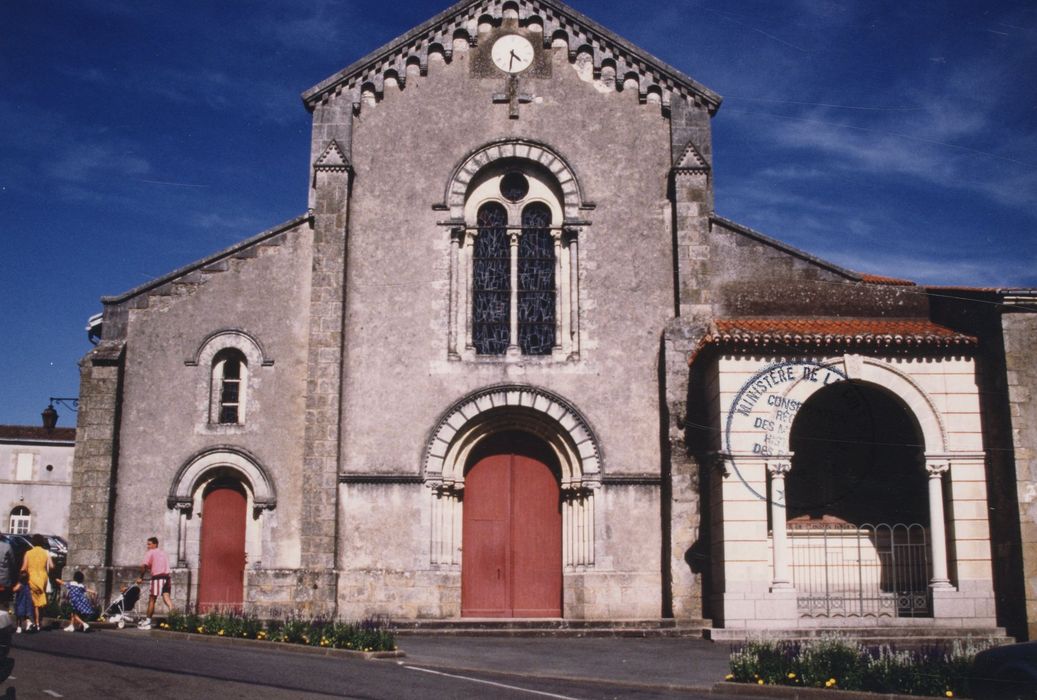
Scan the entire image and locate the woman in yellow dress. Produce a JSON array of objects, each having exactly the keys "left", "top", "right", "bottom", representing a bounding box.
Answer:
[{"left": 20, "top": 534, "right": 51, "bottom": 632}]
